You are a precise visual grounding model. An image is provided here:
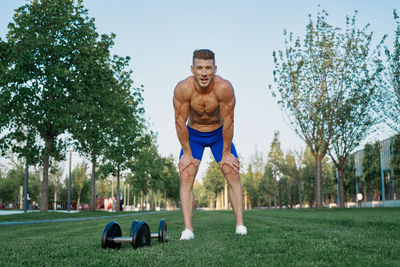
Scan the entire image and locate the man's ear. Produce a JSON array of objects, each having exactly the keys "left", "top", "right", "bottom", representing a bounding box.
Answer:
[
  {"left": 214, "top": 65, "right": 217, "bottom": 73},
  {"left": 191, "top": 65, "right": 194, "bottom": 74}
]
